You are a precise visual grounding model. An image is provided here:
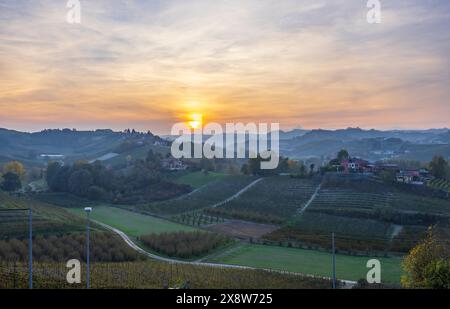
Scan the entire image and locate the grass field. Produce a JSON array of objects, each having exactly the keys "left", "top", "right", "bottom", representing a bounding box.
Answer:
[
  {"left": 68, "top": 206, "right": 198, "bottom": 238},
  {"left": 173, "top": 171, "right": 226, "bottom": 188},
  {"left": 210, "top": 244, "right": 403, "bottom": 284}
]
